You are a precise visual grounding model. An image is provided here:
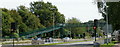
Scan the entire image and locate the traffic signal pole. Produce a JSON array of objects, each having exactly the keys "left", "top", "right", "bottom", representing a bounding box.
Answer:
[
  {"left": 93, "top": 19, "right": 100, "bottom": 47},
  {"left": 94, "top": 27, "right": 97, "bottom": 41},
  {"left": 94, "top": 19, "right": 98, "bottom": 41},
  {"left": 11, "top": 22, "right": 17, "bottom": 47}
]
